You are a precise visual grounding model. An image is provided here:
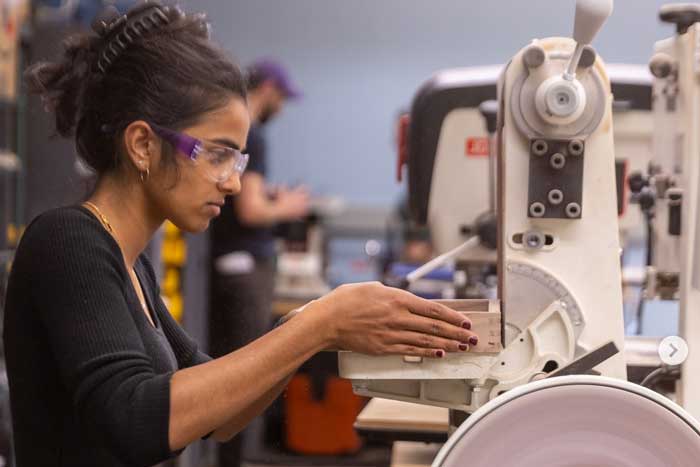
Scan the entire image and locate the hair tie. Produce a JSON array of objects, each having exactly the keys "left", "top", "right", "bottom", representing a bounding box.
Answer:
[{"left": 92, "top": 1, "right": 172, "bottom": 75}]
